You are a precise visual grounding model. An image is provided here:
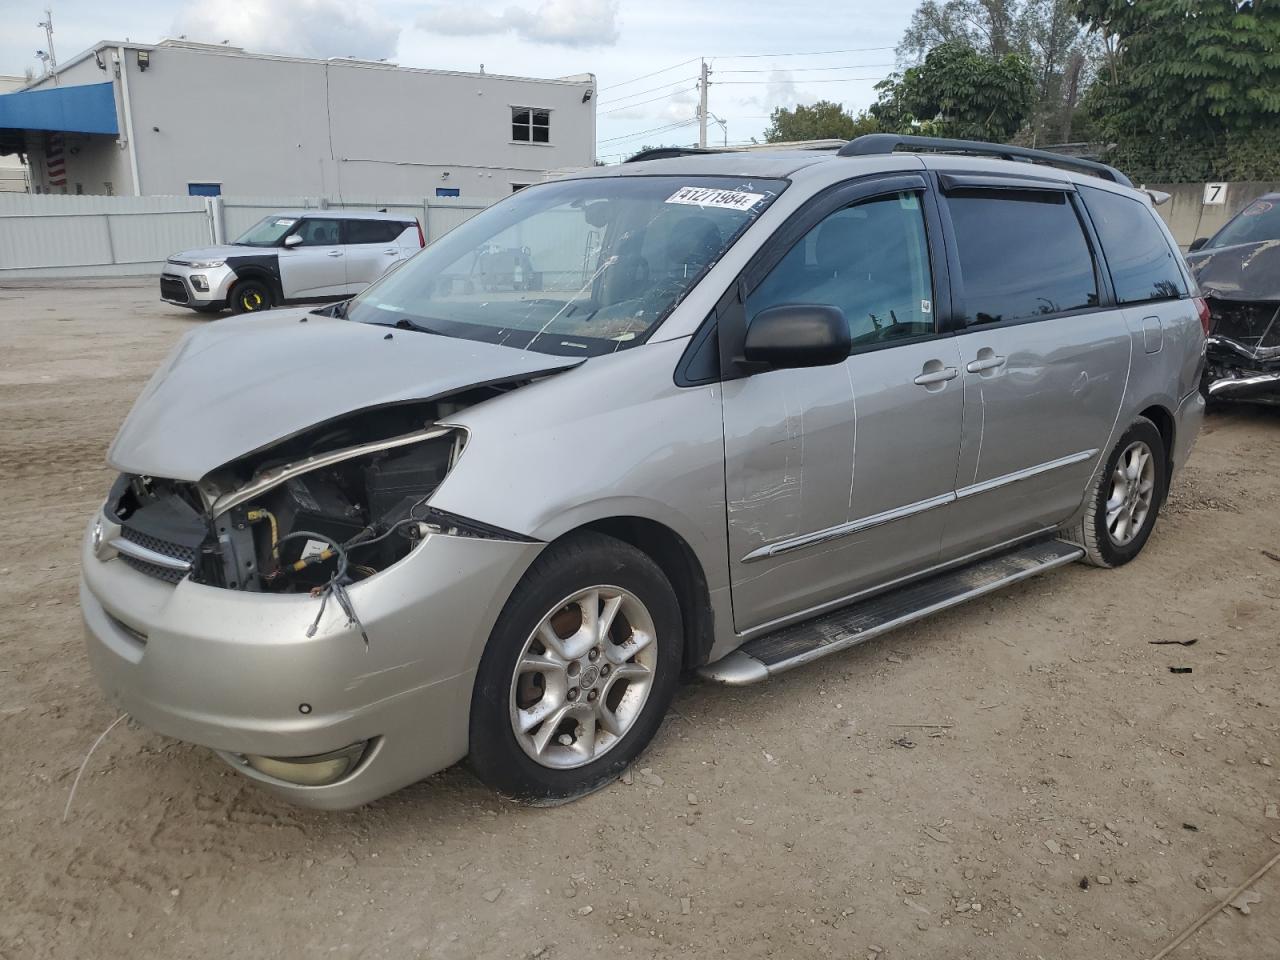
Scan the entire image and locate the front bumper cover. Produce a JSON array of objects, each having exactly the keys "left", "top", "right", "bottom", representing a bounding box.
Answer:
[
  {"left": 161, "top": 261, "right": 235, "bottom": 307},
  {"left": 80, "top": 517, "right": 541, "bottom": 809}
]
